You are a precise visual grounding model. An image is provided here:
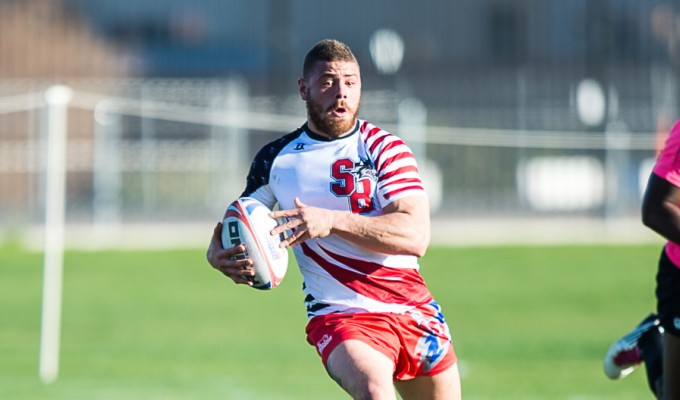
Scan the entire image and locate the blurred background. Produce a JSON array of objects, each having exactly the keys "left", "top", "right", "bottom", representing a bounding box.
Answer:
[{"left": 1, "top": 0, "right": 679, "bottom": 248}]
